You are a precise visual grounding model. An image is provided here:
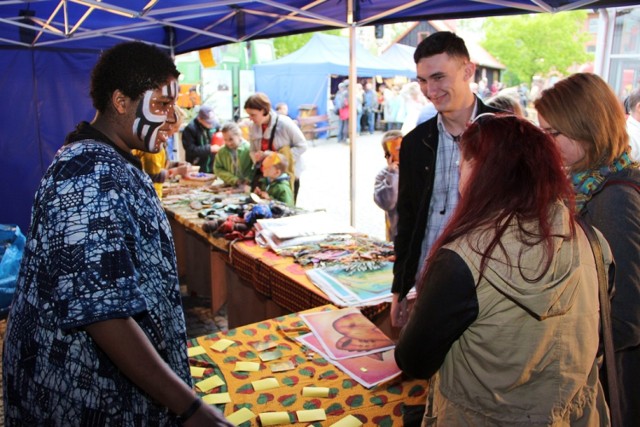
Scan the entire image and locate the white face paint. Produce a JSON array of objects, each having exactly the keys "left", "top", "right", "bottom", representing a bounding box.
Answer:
[{"left": 132, "top": 79, "right": 178, "bottom": 152}]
